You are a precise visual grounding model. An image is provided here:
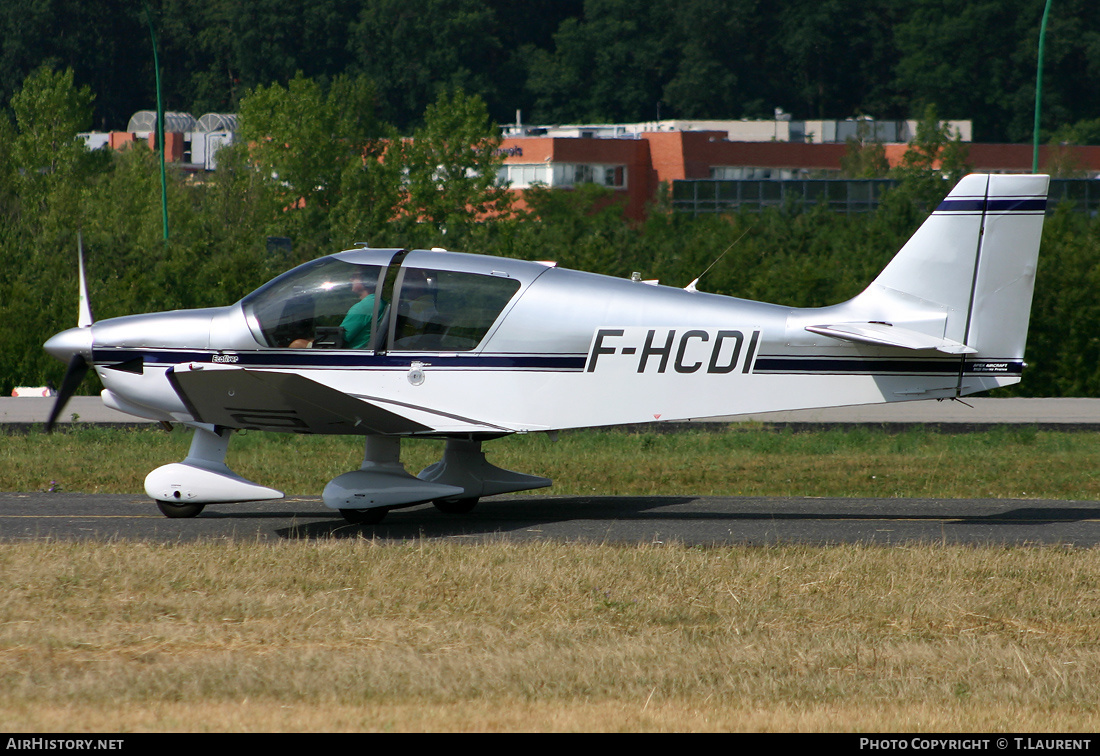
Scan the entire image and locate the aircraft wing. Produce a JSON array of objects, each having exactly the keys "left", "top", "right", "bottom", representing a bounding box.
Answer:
[
  {"left": 805, "top": 322, "right": 977, "bottom": 355},
  {"left": 166, "top": 365, "right": 437, "bottom": 435}
]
